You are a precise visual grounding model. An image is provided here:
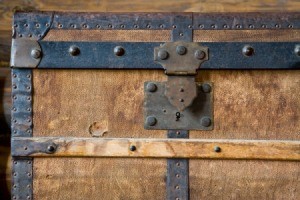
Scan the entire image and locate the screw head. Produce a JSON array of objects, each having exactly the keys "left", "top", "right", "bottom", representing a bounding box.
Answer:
[
  {"left": 114, "top": 46, "right": 125, "bottom": 56},
  {"left": 47, "top": 145, "right": 56, "bottom": 153},
  {"left": 242, "top": 46, "right": 254, "bottom": 56},
  {"left": 146, "top": 116, "right": 157, "bottom": 126},
  {"left": 69, "top": 46, "right": 80, "bottom": 56},
  {"left": 201, "top": 83, "right": 211, "bottom": 93},
  {"left": 158, "top": 50, "right": 168, "bottom": 60},
  {"left": 295, "top": 46, "right": 300, "bottom": 56},
  {"left": 146, "top": 82, "right": 157, "bottom": 92},
  {"left": 201, "top": 117, "right": 211, "bottom": 127},
  {"left": 31, "top": 49, "right": 41, "bottom": 59},
  {"left": 214, "top": 146, "right": 221, "bottom": 153},
  {"left": 129, "top": 145, "right": 136, "bottom": 151},
  {"left": 176, "top": 45, "right": 187, "bottom": 55},
  {"left": 194, "top": 50, "right": 206, "bottom": 60}
]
